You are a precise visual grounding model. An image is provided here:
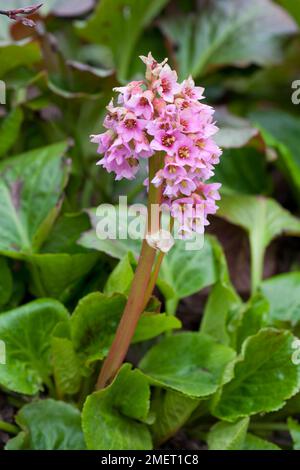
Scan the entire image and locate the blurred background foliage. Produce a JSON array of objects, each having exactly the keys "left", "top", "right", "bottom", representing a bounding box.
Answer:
[
  {"left": 0, "top": 0, "right": 299, "bottom": 307},
  {"left": 1, "top": 0, "right": 300, "bottom": 451}
]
